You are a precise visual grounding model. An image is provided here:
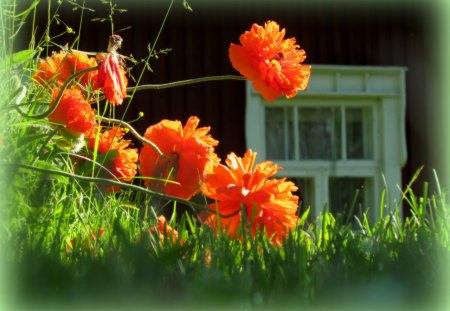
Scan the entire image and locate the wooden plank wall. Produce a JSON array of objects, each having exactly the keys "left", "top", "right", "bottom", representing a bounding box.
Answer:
[{"left": 27, "top": 1, "right": 439, "bottom": 192}]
